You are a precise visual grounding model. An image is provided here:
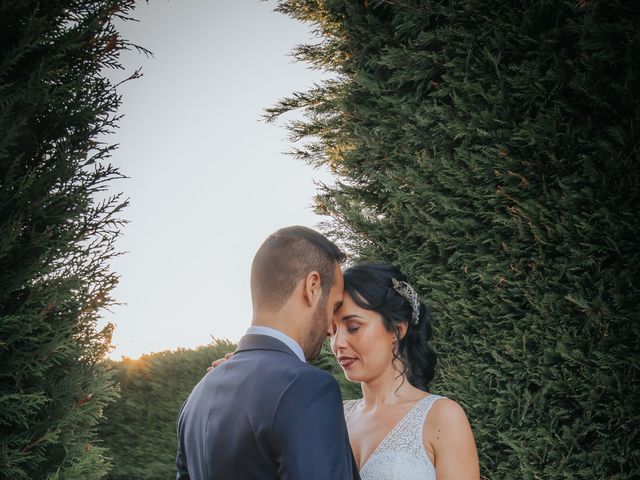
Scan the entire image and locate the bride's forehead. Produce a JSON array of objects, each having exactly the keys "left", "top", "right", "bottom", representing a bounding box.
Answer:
[
  {"left": 334, "top": 303, "right": 377, "bottom": 322},
  {"left": 336, "top": 295, "right": 361, "bottom": 312}
]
